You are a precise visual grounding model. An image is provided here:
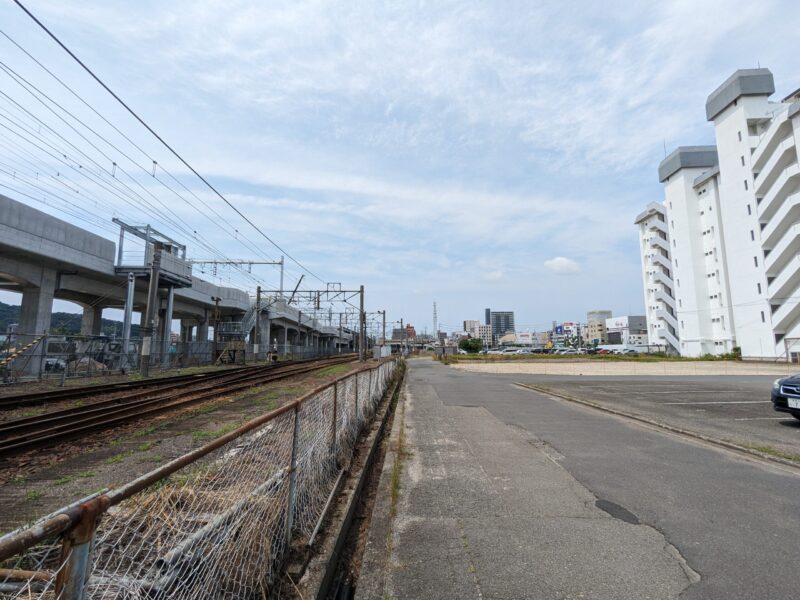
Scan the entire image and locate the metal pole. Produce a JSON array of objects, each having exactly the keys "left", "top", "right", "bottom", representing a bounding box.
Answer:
[
  {"left": 338, "top": 314, "right": 343, "bottom": 354},
  {"left": 285, "top": 404, "right": 301, "bottom": 546},
  {"left": 400, "top": 318, "right": 404, "bottom": 356},
  {"left": 332, "top": 381, "right": 338, "bottom": 454},
  {"left": 55, "top": 498, "right": 106, "bottom": 600},
  {"left": 254, "top": 286, "right": 261, "bottom": 361},
  {"left": 382, "top": 310, "right": 386, "bottom": 348},
  {"left": 140, "top": 243, "right": 162, "bottom": 377},
  {"left": 279, "top": 256, "right": 284, "bottom": 299},
  {"left": 116, "top": 227, "right": 124, "bottom": 266},
  {"left": 161, "top": 285, "right": 174, "bottom": 366},
  {"left": 359, "top": 285, "right": 365, "bottom": 362},
  {"left": 121, "top": 273, "right": 134, "bottom": 370}
]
